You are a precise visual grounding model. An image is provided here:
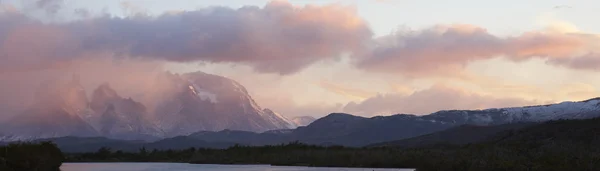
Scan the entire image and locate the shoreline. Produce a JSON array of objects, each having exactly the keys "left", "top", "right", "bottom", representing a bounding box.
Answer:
[
  {"left": 64, "top": 161, "right": 412, "bottom": 169},
  {"left": 61, "top": 162, "right": 415, "bottom": 170}
]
